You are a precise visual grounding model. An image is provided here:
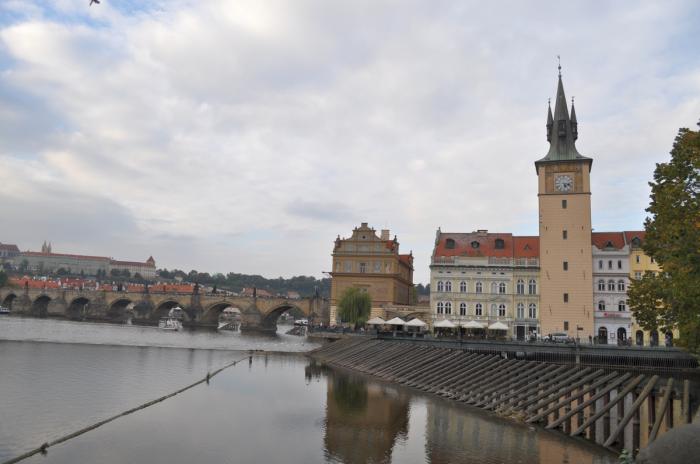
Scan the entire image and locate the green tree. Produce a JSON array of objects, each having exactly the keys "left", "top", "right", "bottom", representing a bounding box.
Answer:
[
  {"left": 628, "top": 122, "right": 700, "bottom": 351},
  {"left": 337, "top": 287, "right": 371, "bottom": 329},
  {"left": 0, "top": 269, "right": 7, "bottom": 288}
]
